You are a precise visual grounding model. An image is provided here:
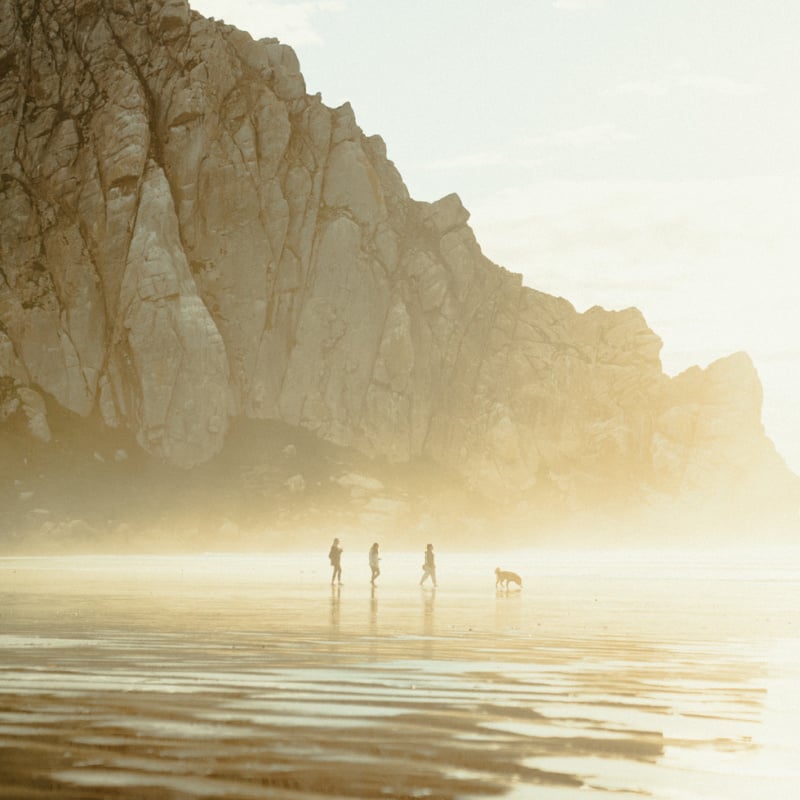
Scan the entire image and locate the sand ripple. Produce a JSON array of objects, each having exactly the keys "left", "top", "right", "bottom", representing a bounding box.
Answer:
[{"left": 1, "top": 551, "right": 799, "bottom": 799}]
